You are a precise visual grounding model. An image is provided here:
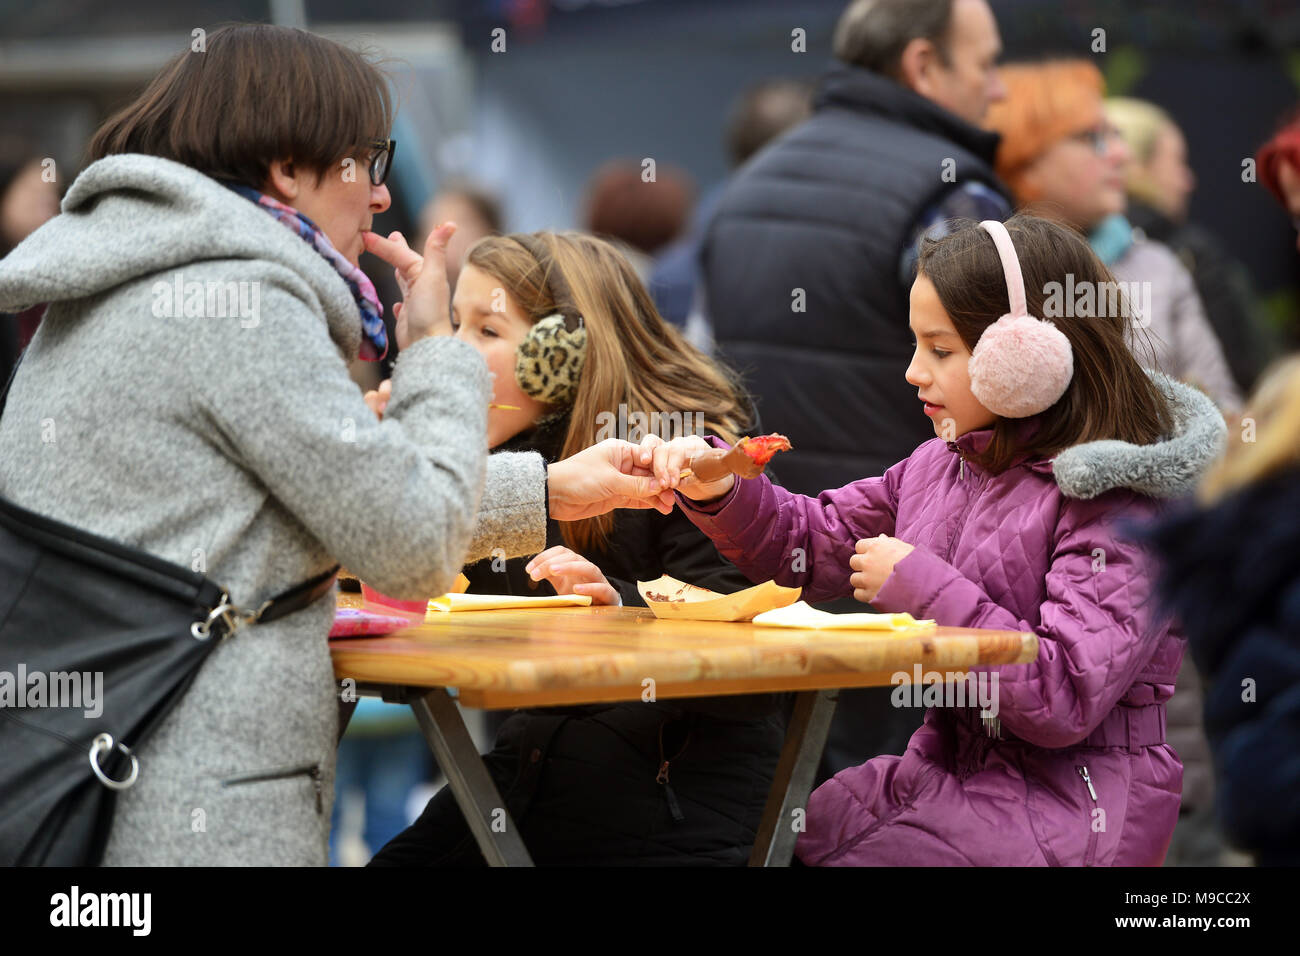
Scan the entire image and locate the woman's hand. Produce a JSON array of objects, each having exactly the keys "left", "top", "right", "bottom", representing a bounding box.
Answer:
[
  {"left": 849, "top": 534, "right": 915, "bottom": 604},
  {"left": 362, "top": 222, "right": 457, "bottom": 348},
  {"left": 524, "top": 546, "right": 620, "bottom": 605},
  {"left": 639, "top": 434, "right": 735, "bottom": 503},
  {"left": 547, "top": 439, "right": 675, "bottom": 520},
  {"left": 364, "top": 379, "right": 392, "bottom": 419}
]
